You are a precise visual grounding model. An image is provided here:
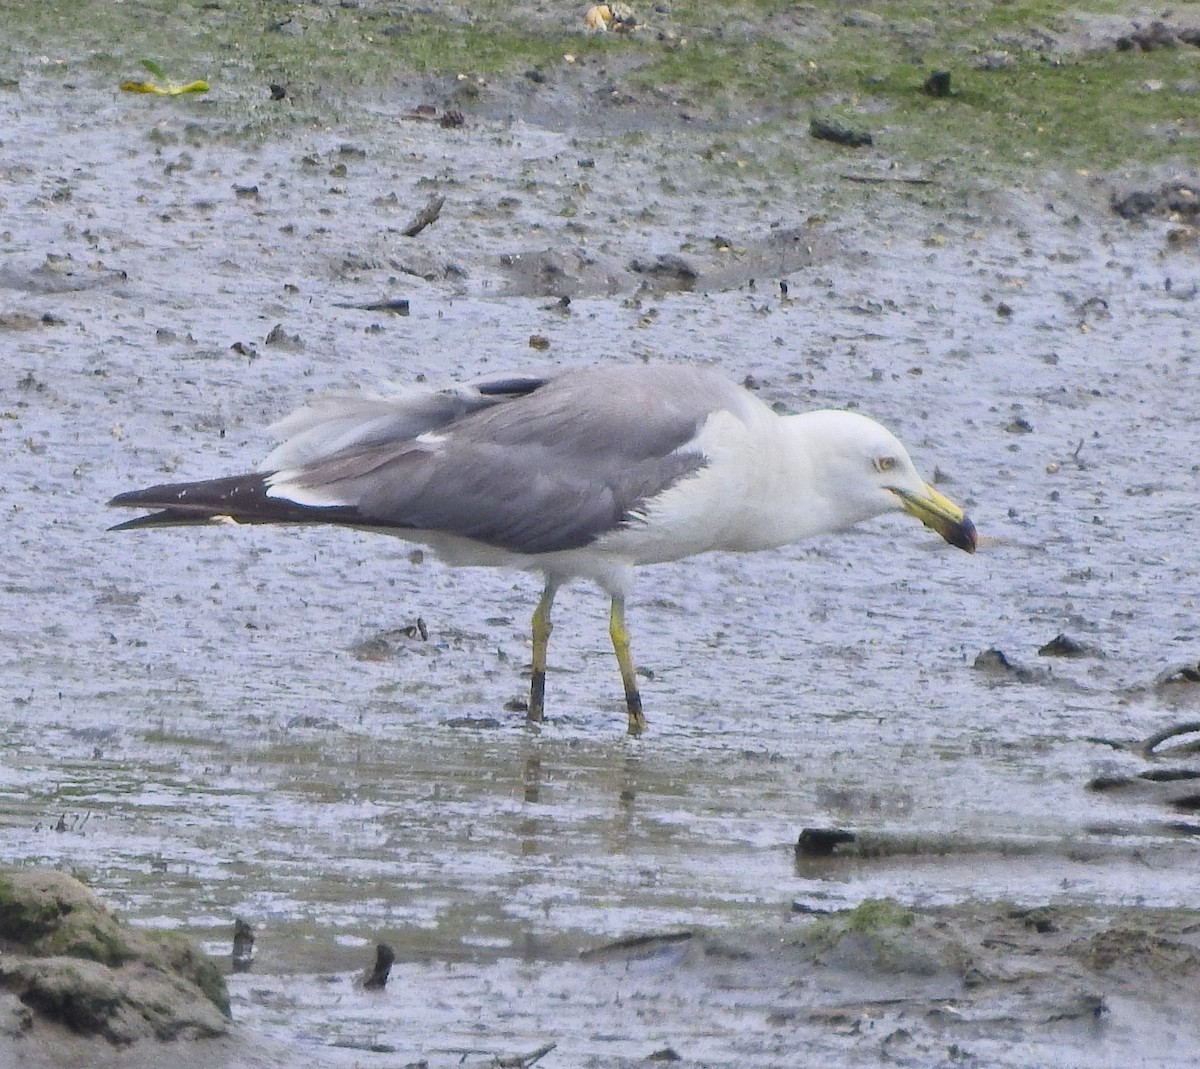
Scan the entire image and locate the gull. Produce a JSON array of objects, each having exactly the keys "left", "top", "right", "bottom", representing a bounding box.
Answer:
[{"left": 108, "top": 364, "right": 977, "bottom": 734}]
